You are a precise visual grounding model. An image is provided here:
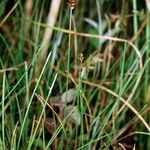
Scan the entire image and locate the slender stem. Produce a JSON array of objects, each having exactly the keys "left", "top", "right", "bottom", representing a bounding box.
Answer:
[
  {"left": 2, "top": 72, "right": 6, "bottom": 149},
  {"left": 62, "top": 8, "right": 73, "bottom": 145},
  {"left": 66, "top": 8, "right": 72, "bottom": 95},
  {"left": 145, "top": 11, "right": 150, "bottom": 150},
  {"left": 145, "top": 13, "right": 150, "bottom": 100},
  {"left": 132, "top": 0, "right": 138, "bottom": 47},
  {"left": 67, "top": 9, "right": 72, "bottom": 74}
]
